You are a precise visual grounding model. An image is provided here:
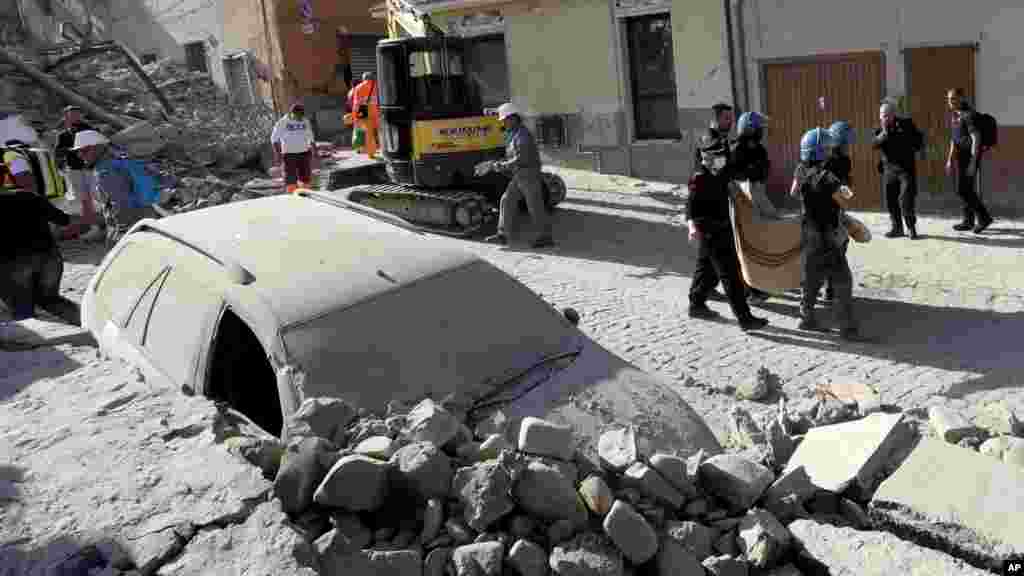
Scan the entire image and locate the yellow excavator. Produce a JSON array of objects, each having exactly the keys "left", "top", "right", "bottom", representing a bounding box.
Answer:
[{"left": 325, "top": 0, "right": 566, "bottom": 237}]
